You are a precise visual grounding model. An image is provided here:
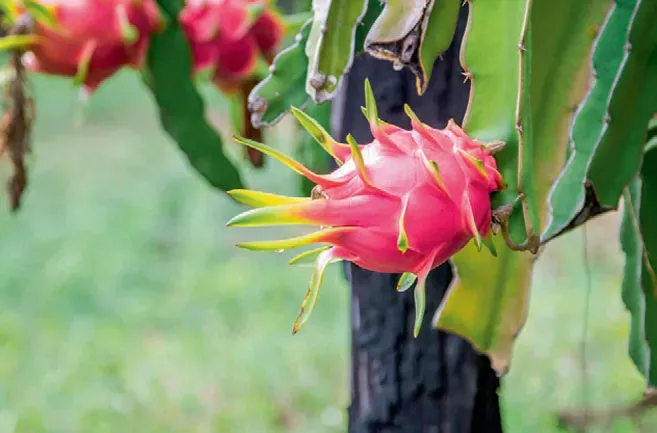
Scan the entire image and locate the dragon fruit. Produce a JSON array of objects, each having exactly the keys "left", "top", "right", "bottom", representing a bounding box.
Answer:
[
  {"left": 13, "top": 0, "right": 163, "bottom": 92},
  {"left": 226, "top": 80, "right": 504, "bottom": 337},
  {"left": 179, "top": 0, "right": 284, "bottom": 94}
]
